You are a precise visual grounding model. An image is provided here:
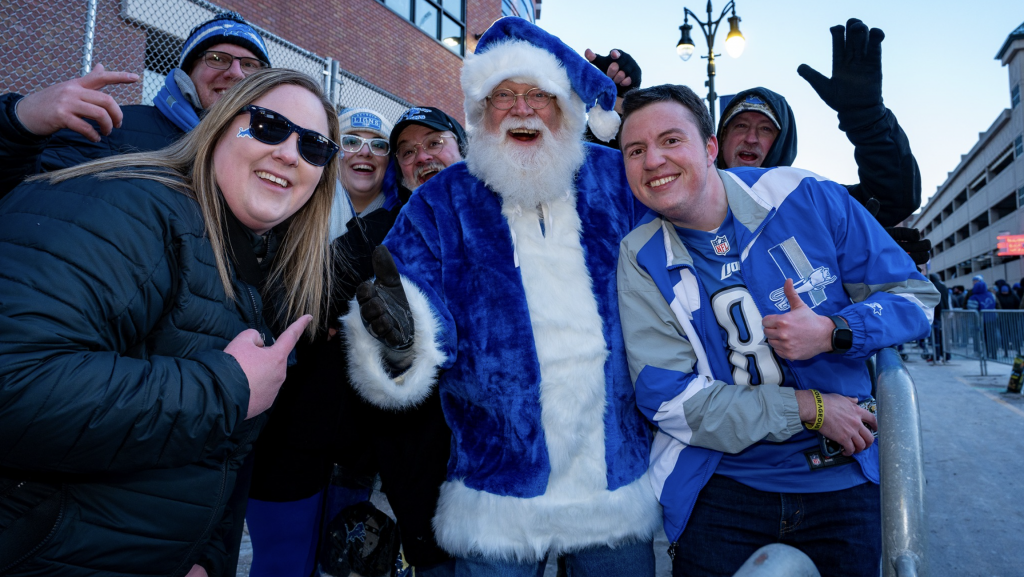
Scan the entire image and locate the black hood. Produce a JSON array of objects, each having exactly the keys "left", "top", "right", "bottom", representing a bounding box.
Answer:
[{"left": 716, "top": 87, "right": 797, "bottom": 169}]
